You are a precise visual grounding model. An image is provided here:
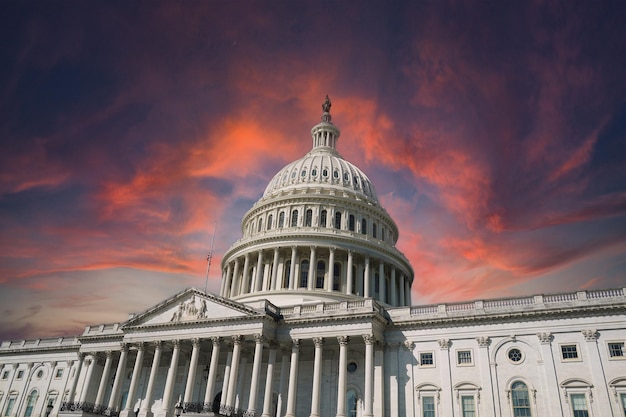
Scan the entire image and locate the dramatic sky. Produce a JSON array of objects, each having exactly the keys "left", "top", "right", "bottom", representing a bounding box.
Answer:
[{"left": 1, "top": 1, "right": 625, "bottom": 342}]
